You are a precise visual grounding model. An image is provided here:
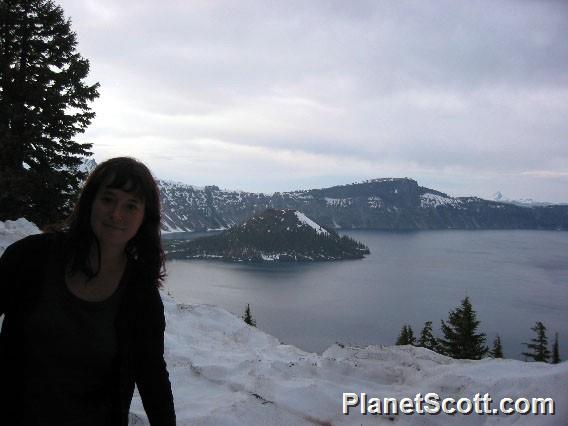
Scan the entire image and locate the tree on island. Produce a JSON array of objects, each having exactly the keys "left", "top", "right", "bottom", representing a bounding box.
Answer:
[
  {"left": 395, "top": 324, "right": 416, "bottom": 346},
  {"left": 242, "top": 303, "right": 256, "bottom": 327},
  {"left": 0, "top": 0, "right": 99, "bottom": 226},
  {"left": 439, "top": 296, "right": 488, "bottom": 360},
  {"left": 552, "top": 333, "right": 561, "bottom": 364},
  {"left": 417, "top": 320, "right": 440, "bottom": 353},
  {"left": 491, "top": 334, "right": 504, "bottom": 359},
  {"left": 522, "top": 321, "right": 550, "bottom": 363}
]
